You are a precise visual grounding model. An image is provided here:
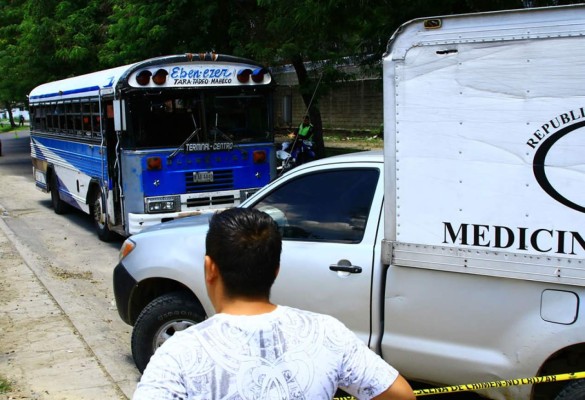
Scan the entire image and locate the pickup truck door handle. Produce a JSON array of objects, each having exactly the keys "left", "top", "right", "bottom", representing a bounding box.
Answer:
[{"left": 329, "top": 259, "right": 362, "bottom": 274}]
